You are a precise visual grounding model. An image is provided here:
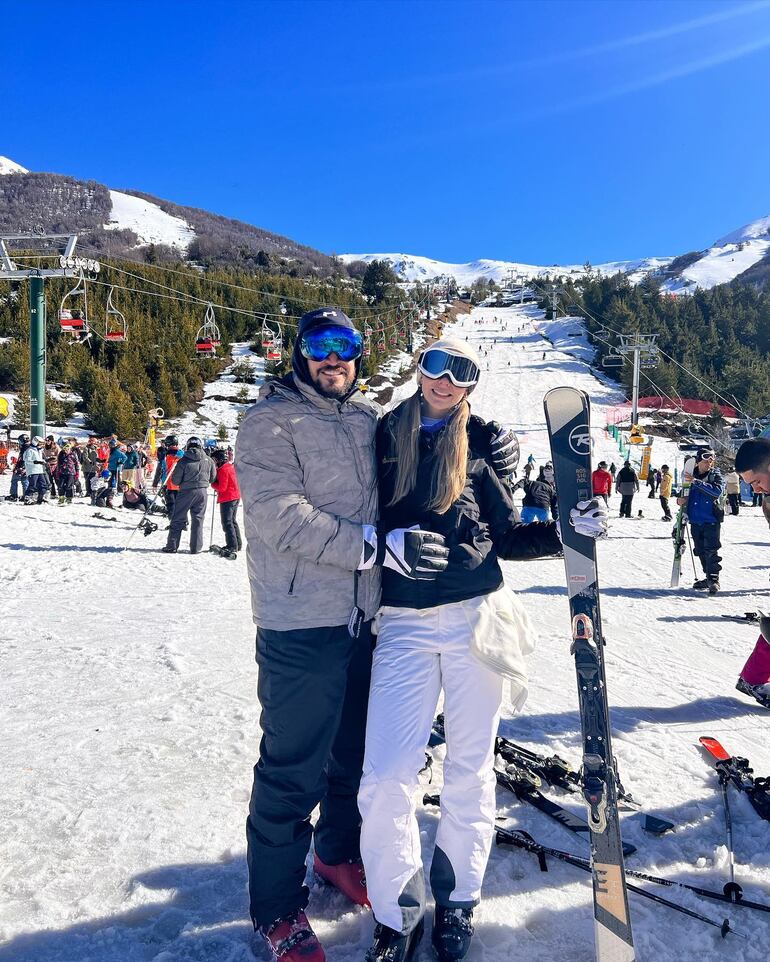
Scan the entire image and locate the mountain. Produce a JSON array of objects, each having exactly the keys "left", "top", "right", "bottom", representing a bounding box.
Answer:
[
  {"left": 341, "top": 214, "right": 770, "bottom": 293},
  {"left": 0, "top": 156, "right": 339, "bottom": 276}
]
